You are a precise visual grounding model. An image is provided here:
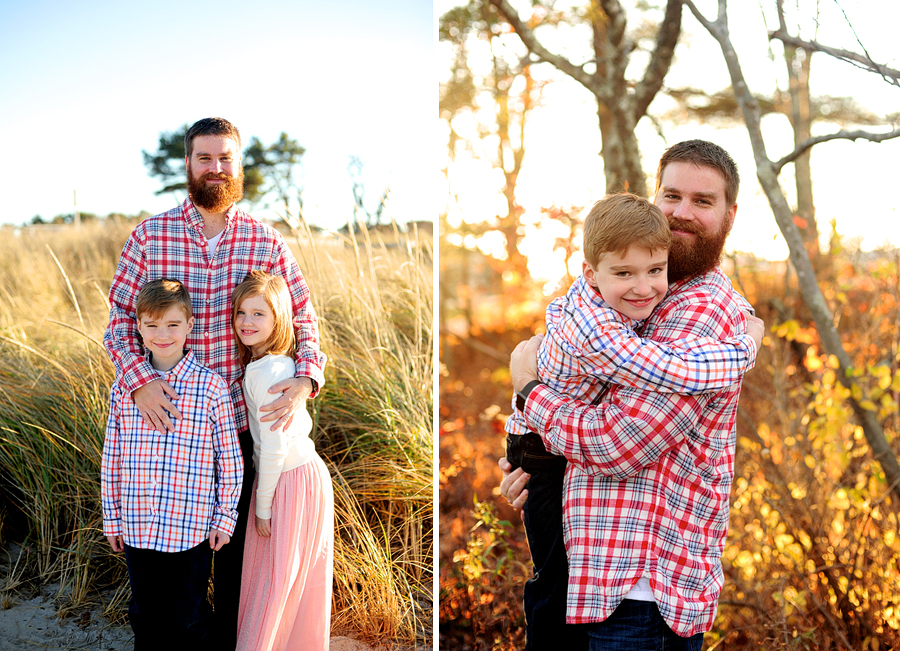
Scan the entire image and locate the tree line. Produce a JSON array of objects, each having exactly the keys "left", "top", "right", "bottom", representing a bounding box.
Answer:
[{"left": 144, "top": 126, "right": 390, "bottom": 229}]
